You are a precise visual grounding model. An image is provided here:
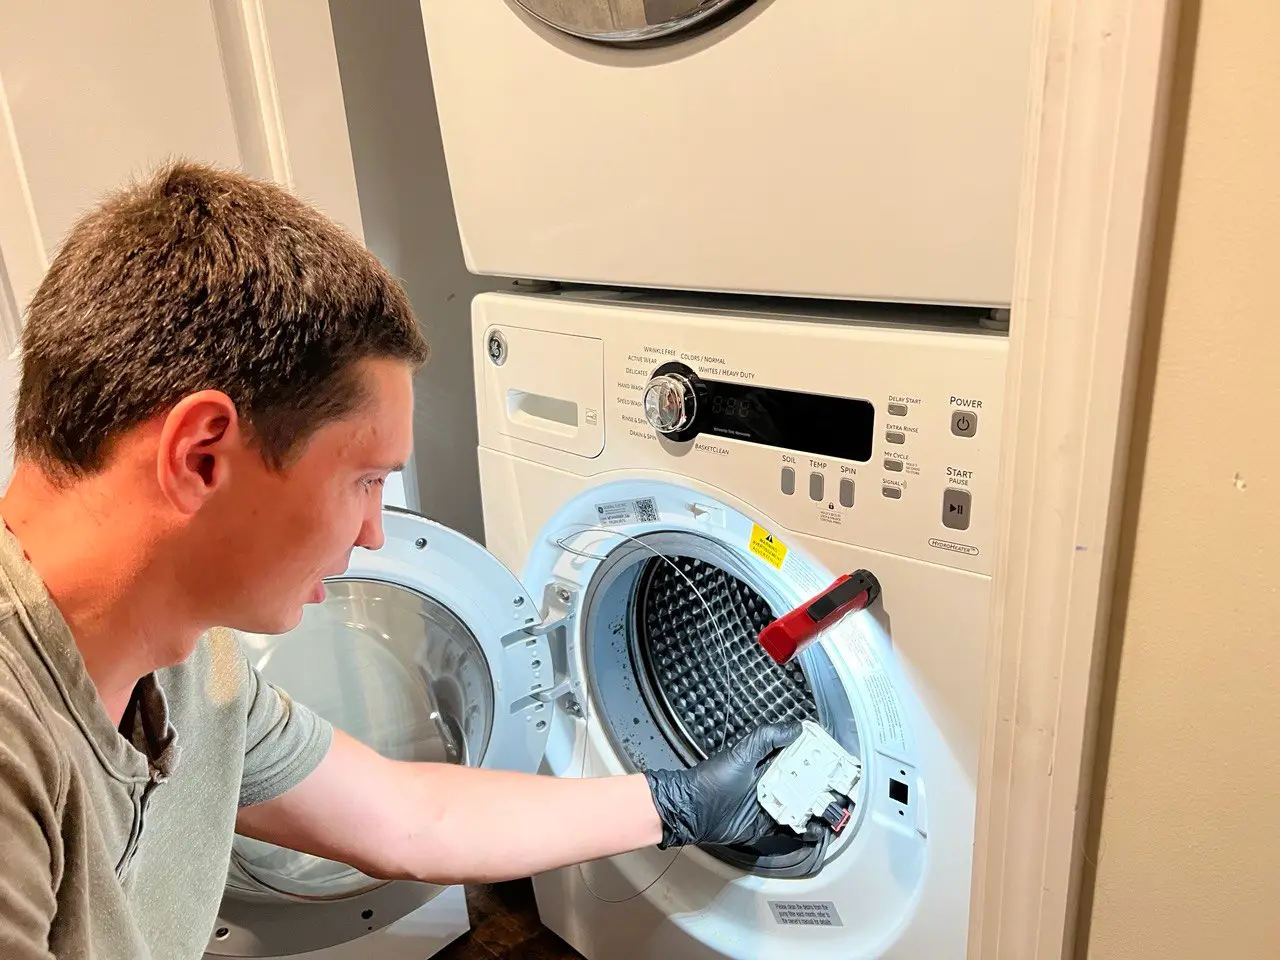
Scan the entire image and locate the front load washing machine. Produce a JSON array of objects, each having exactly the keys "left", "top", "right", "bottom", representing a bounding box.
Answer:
[
  {"left": 209, "top": 289, "right": 1005, "bottom": 958},
  {"left": 419, "top": 0, "right": 1033, "bottom": 307},
  {"left": 474, "top": 292, "right": 1005, "bottom": 958}
]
